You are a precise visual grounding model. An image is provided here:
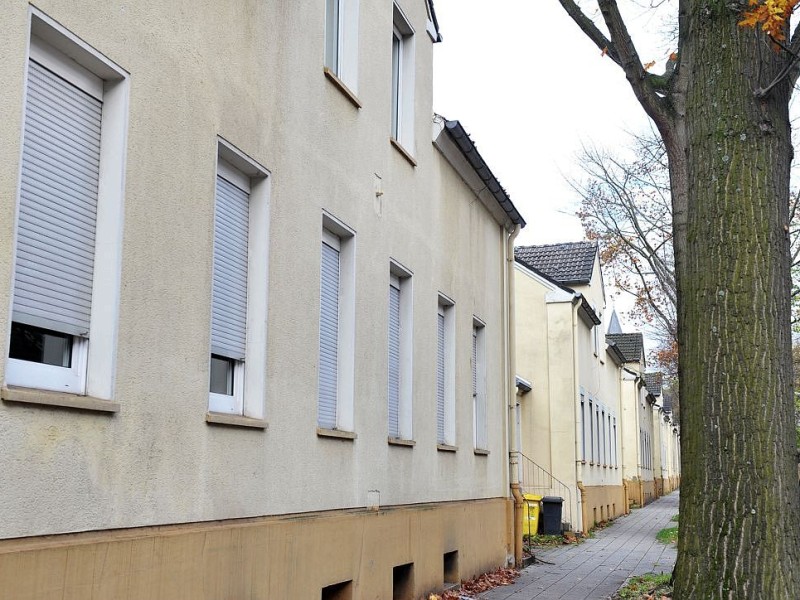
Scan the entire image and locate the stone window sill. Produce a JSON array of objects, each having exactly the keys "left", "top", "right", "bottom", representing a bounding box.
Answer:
[
  {"left": 437, "top": 443, "right": 458, "bottom": 453},
  {"left": 474, "top": 448, "right": 490, "bottom": 456},
  {"left": 390, "top": 137, "right": 417, "bottom": 167},
  {"left": 317, "top": 427, "right": 357, "bottom": 440},
  {"left": 206, "top": 412, "right": 268, "bottom": 430},
  {"left": 323, "top": 67, "right": 362, "bottom": 109},
  {"left": 388, "top": 437, "right": 415, "bottom": 447},
  {"left": 1, "top": 386, "right": 119, "bottom": 413}
]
